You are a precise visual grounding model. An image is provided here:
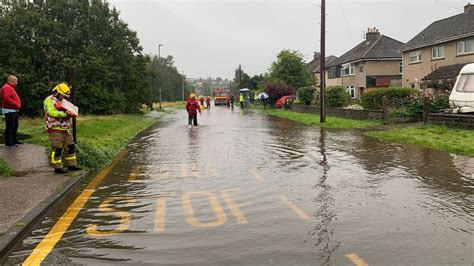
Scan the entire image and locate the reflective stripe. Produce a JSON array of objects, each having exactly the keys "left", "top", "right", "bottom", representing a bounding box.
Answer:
[
  {"left": 50, "top": 151, "right": 62, "bottom": 164},
  {"left": 65, "top": 155, "right": 76, "bottom": 161}
]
